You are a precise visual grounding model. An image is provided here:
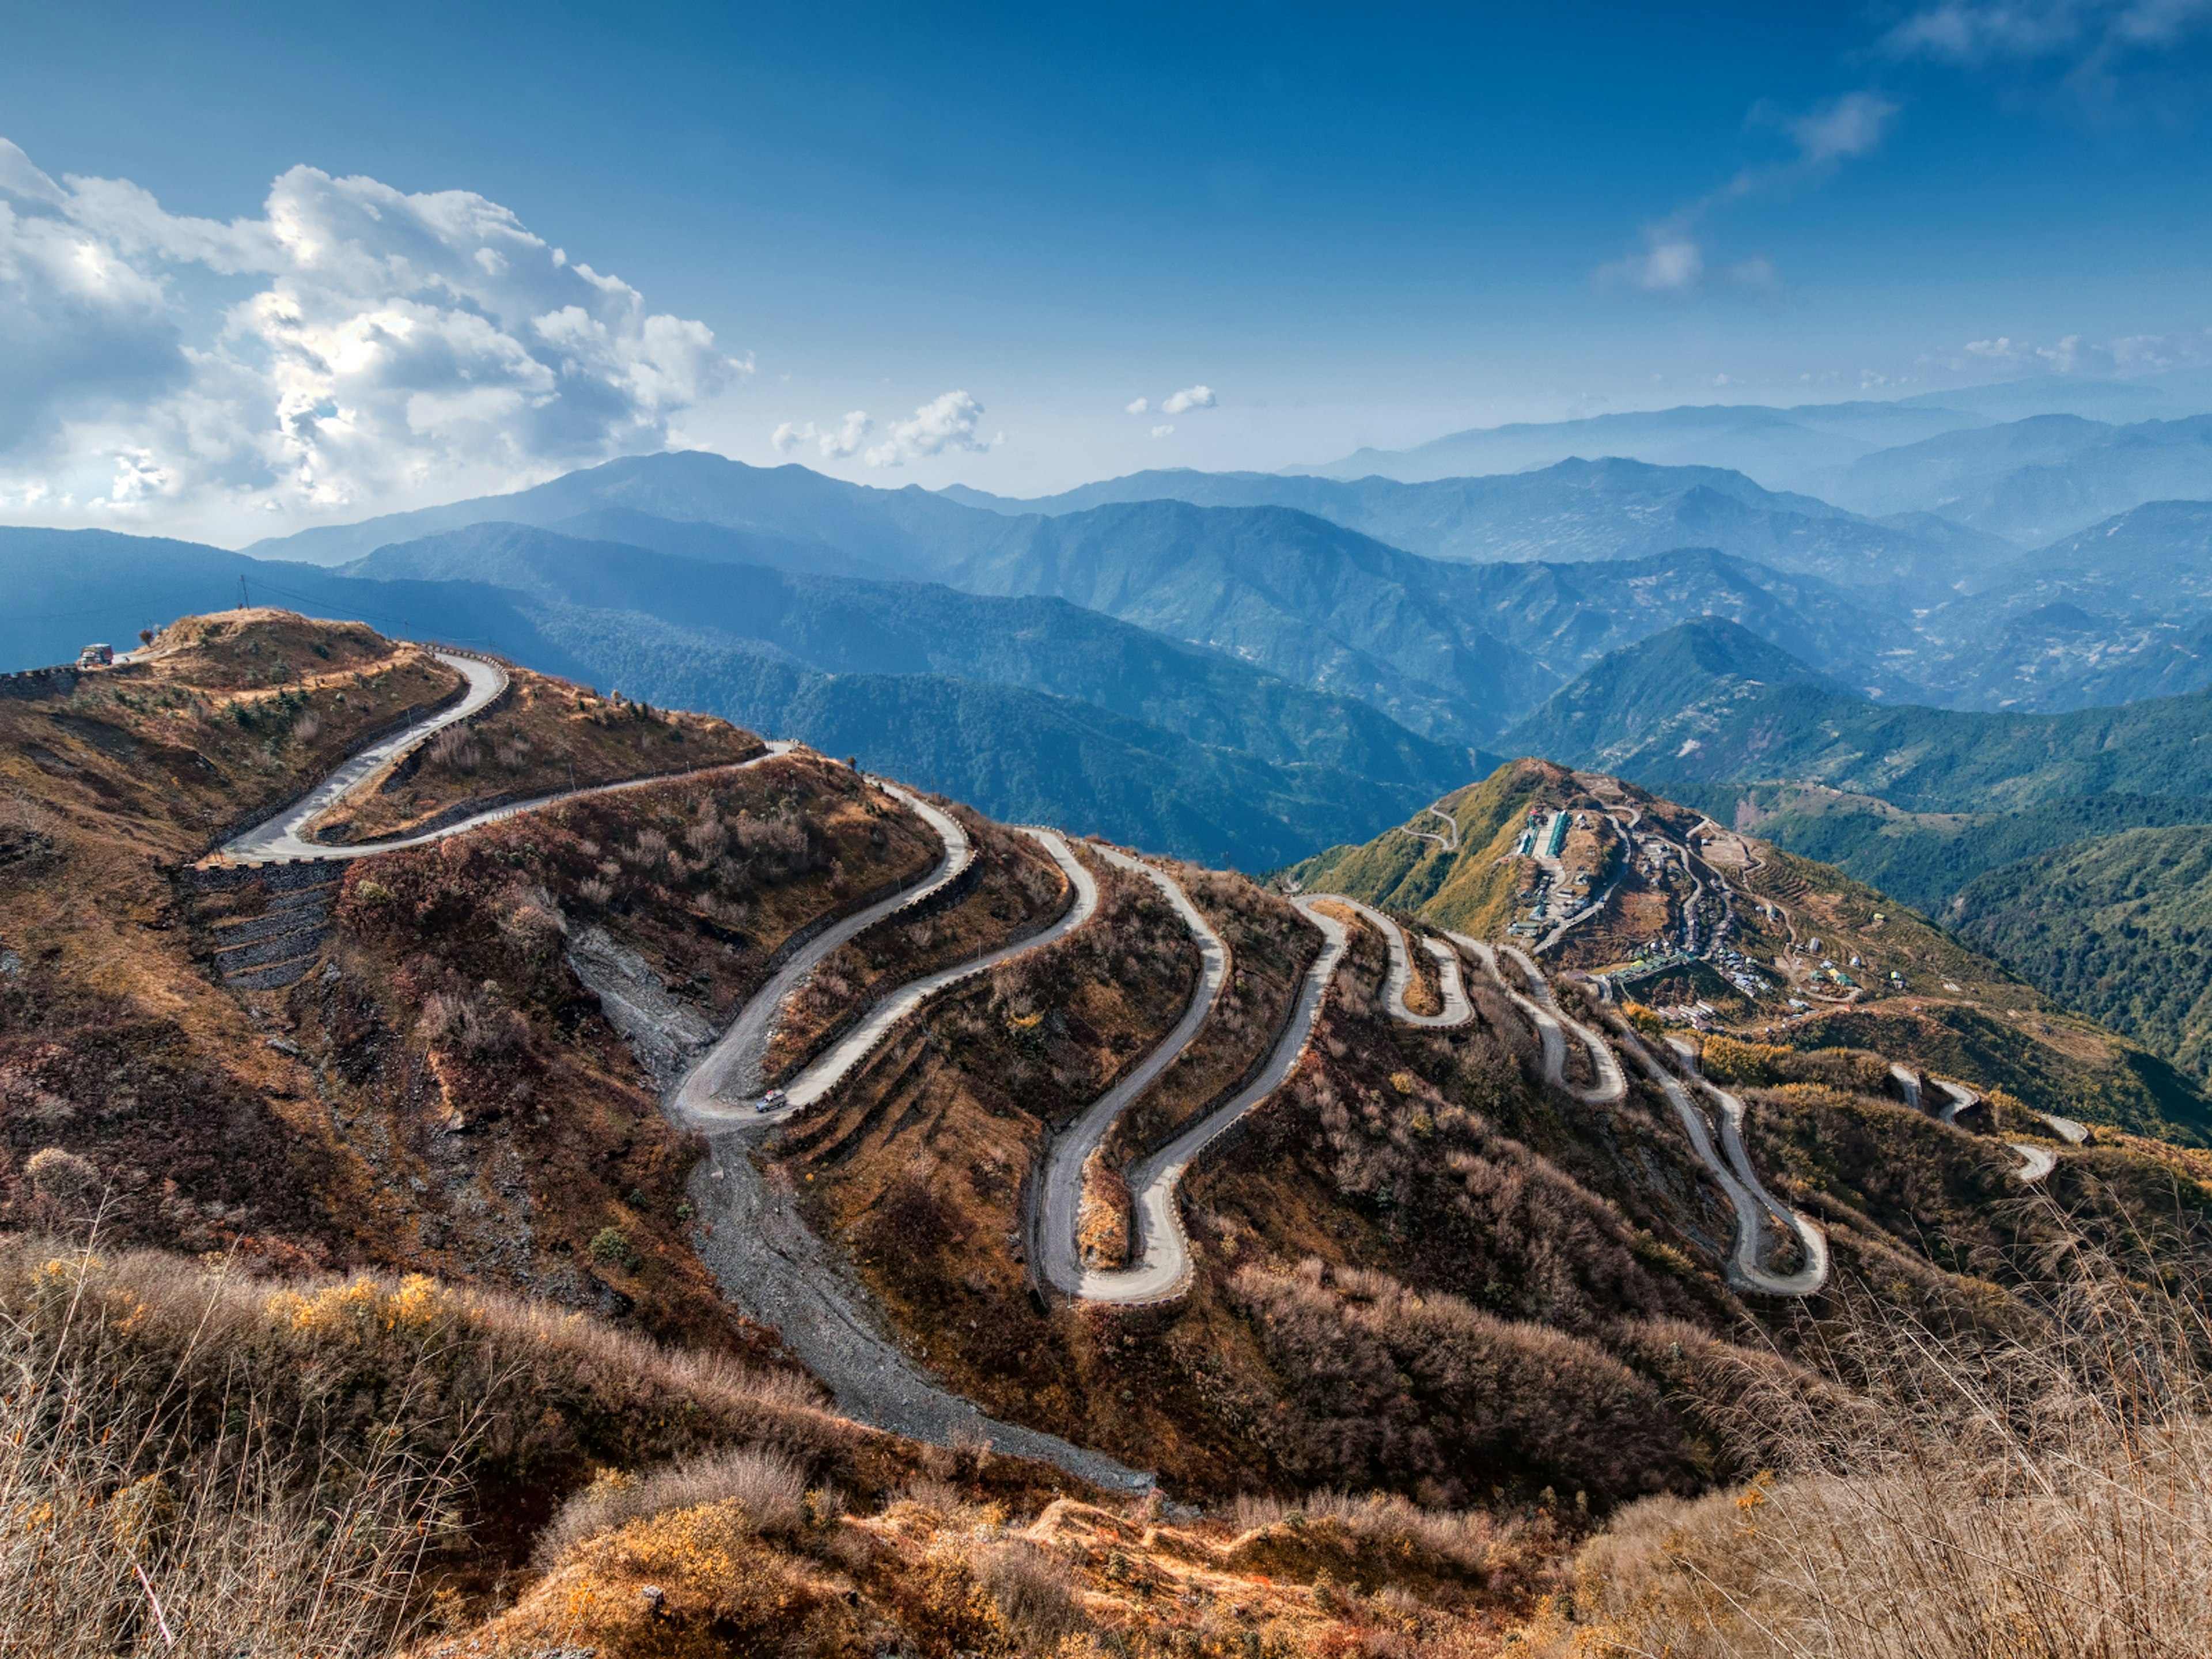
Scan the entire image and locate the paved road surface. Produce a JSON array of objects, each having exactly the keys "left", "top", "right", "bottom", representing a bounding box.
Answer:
[
  {"left": 1325, "top": 897, "right": 1472, "bottom": 1028},
  {"left": 1607, "top": 1019, "right": 1830, "bottom": 1297},
  {"left": 775, "top": 828, "right": 1097, "bottom": 1113},
  {"left": 665, "top": 802, "right": 1152, "bottom": 1489},
  {"left": 218, "top": 648, "right": 804, "bottom": 867},
  {"left": 672, "top": 782, "right": 977, "bottom": 1129},
  {"left": 1453, "top": 936, "right": 1626, "bottom": 1105},
  {"left": 1069, "top": 897, "right": 1350, "bottom": 1305},
  {"left": 220, "top": 650, "right": 509, "bottom": 861},
  {"left": 1038, "top": 848, "right": 1230, "bottom": 1301}
]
